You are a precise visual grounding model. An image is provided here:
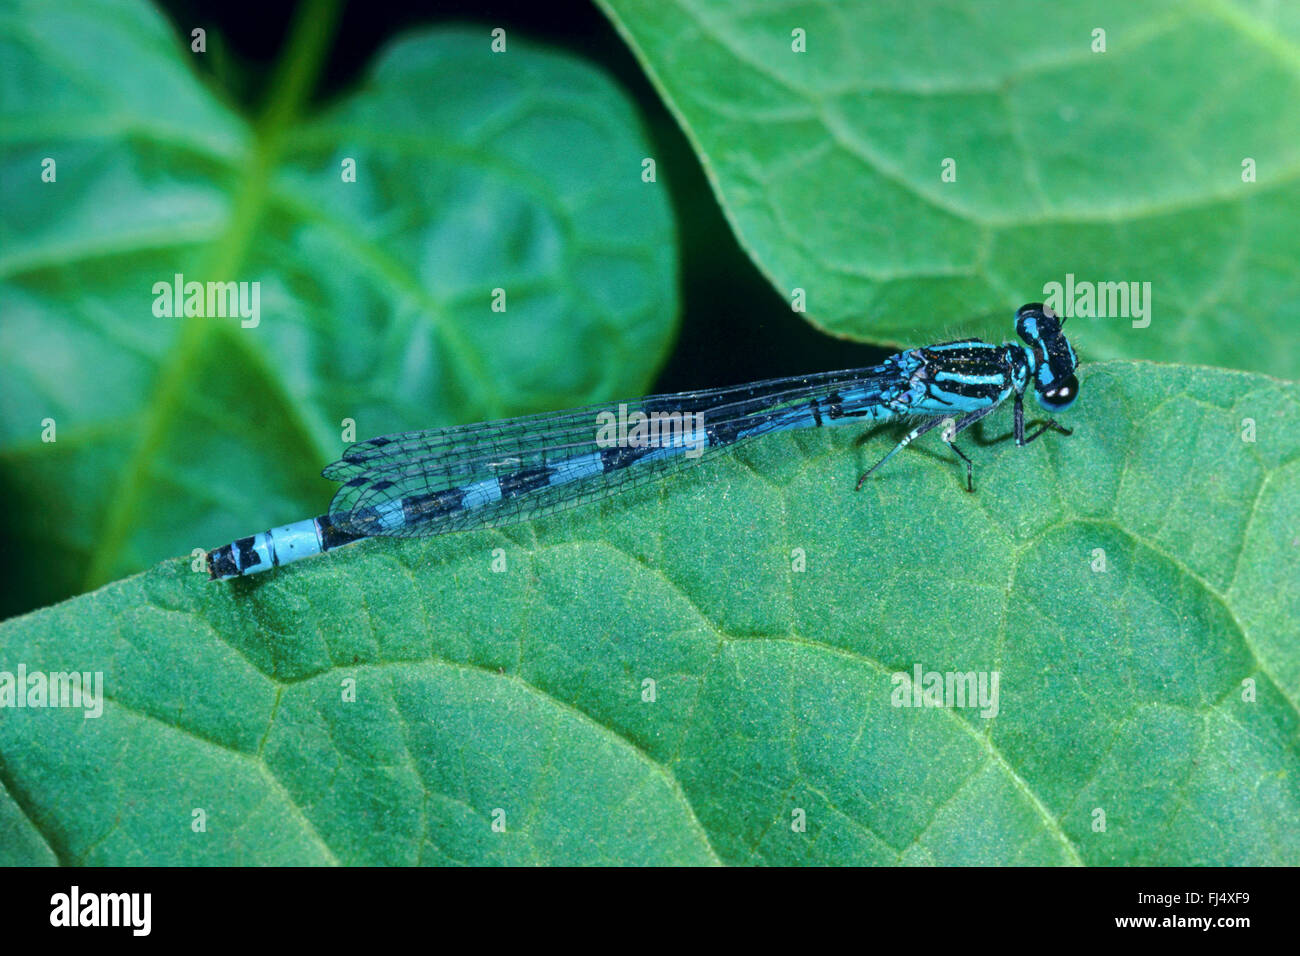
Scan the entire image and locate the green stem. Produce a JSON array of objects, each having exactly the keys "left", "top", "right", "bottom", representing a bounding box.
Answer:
[{"left": 83, "top": 0, "right": 343, "bottom": 590}]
